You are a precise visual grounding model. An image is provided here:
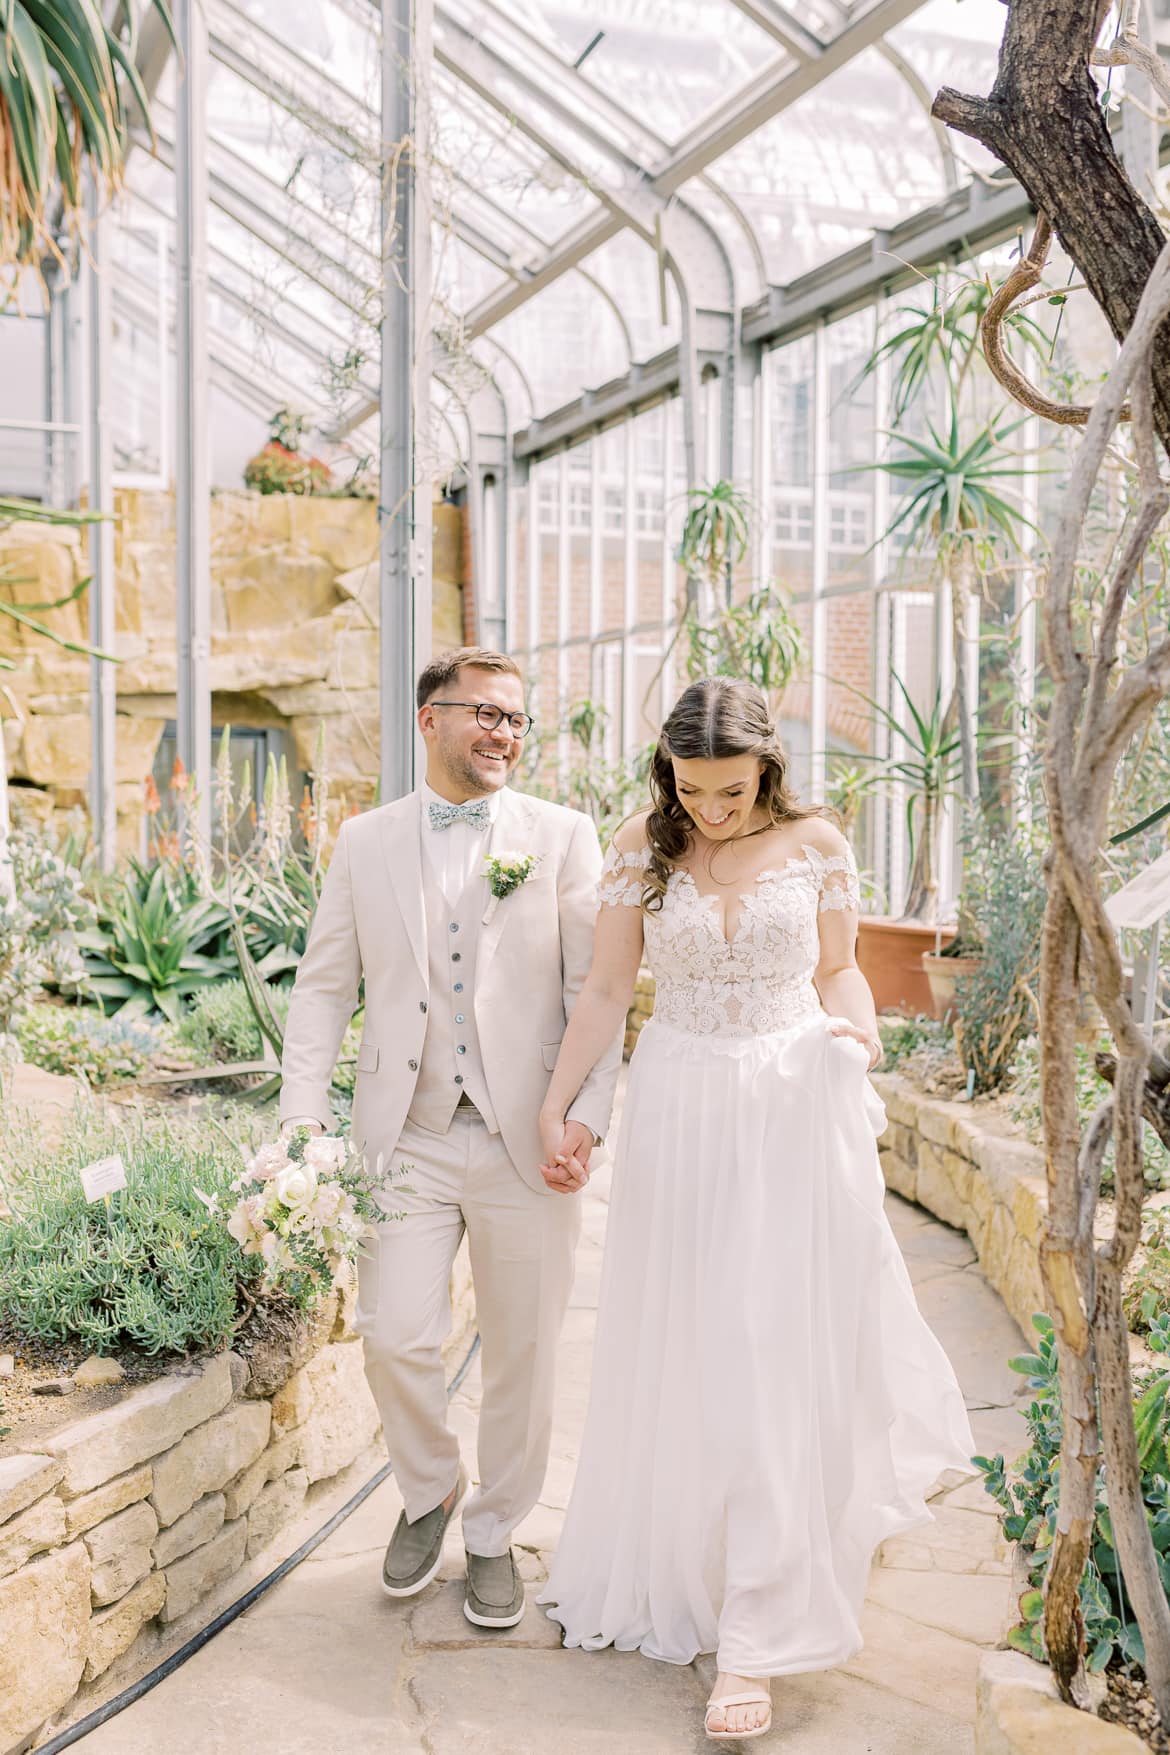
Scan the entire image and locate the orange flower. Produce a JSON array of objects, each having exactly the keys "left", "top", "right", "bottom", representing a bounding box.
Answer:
[
  {"left": 171, "top": 756, "right": 189, "bottom": 795},
  {"left": 144, "top": 774, "right": 161, "bottom": 815}
]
